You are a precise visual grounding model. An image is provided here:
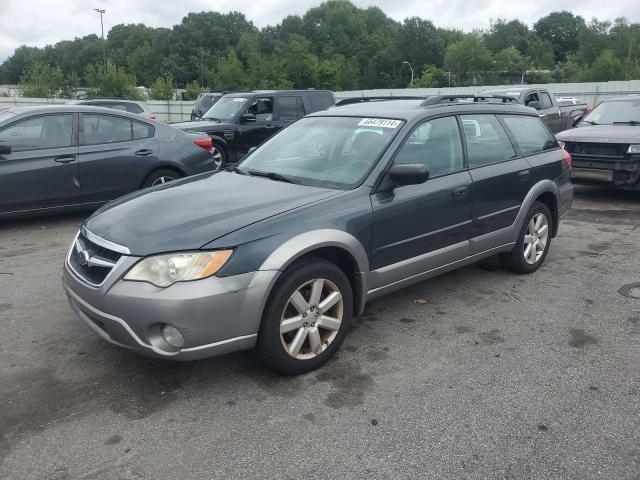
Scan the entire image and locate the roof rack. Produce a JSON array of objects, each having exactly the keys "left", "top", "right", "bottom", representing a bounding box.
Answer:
[
  {"left": 81, "top": 96, "right": 139, "bottom": 101},
  {"left": 335, "top": 96, "right": 427, "bottom": 107},
  {"left": 420, "top": 94, "right": 521, "bottom": 107}
]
